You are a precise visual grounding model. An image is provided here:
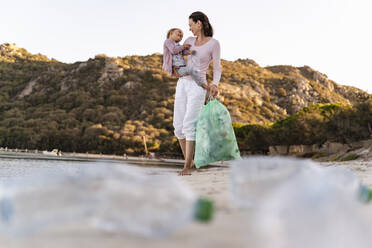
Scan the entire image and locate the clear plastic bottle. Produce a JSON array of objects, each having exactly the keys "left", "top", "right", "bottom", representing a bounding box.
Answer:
[
  {"left": 322, "top": 165, "right": 372, "bottom": 203},
  {"left": 0, "top": 170, "right": 97, "bottom": 237},
  {"left": 231, "top": 157, "right": 372, "bottom": 248},
  {"left": 0, "top": 164, "right": 213, "bottom": 237},
  {"left": 89, "top": 166, "right": 213, "bottom": 237},
  {"left": 230, "top": 156, "right": 312, "bottom": 209},
  {"left": 251, "top": 164, "right": 372, "bottom": 248},
  {"left": 230, "top": 156, "right": 372, "bottom": 209}
]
